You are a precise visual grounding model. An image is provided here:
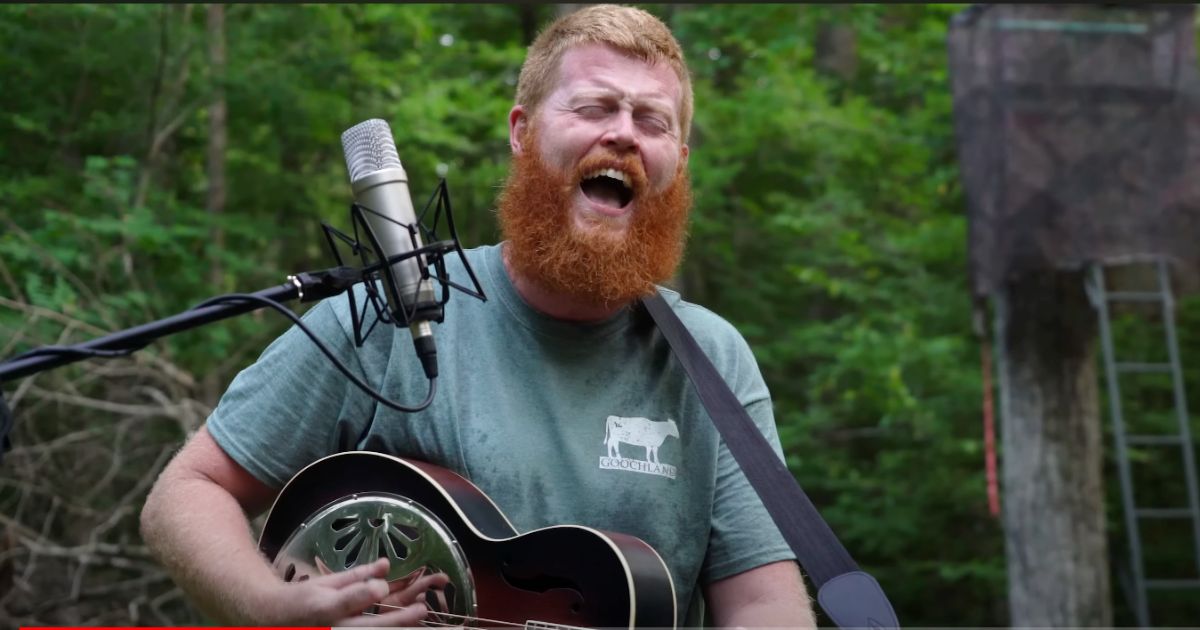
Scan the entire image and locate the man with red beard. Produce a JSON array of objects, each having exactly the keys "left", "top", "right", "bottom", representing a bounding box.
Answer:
[{"left": 141, "top": 5, "right": 815, "bottom": 628}]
